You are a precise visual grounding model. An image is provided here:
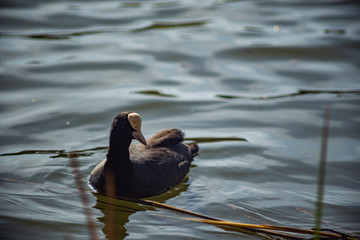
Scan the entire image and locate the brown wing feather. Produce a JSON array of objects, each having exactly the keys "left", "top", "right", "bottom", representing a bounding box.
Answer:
[{"left": 147, "top": 128, "right": 184, "bottom": 147}]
